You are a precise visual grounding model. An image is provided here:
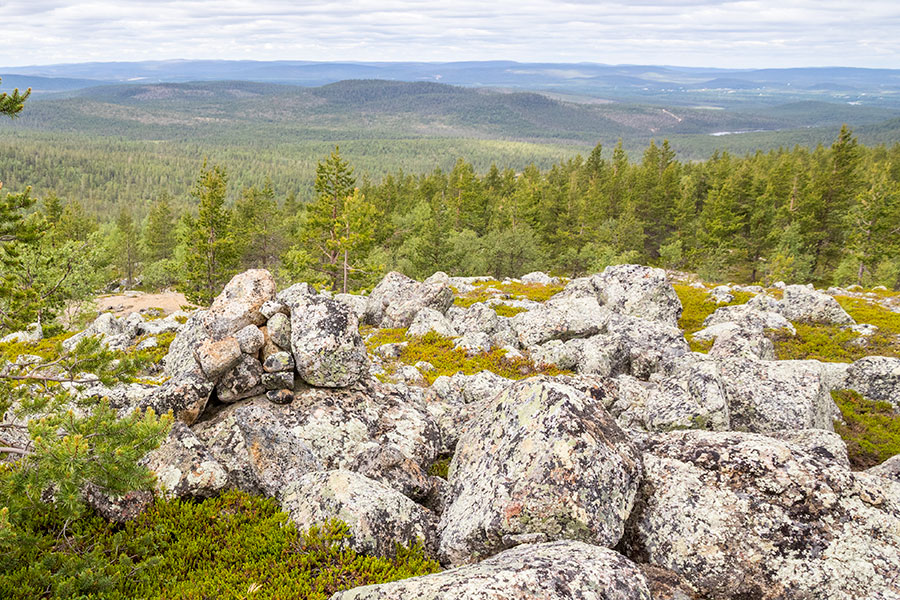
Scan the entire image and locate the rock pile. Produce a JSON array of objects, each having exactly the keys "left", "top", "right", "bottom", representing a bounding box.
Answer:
[{"left": 35, "top": 265, "right": 900, "bottom": 599}]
